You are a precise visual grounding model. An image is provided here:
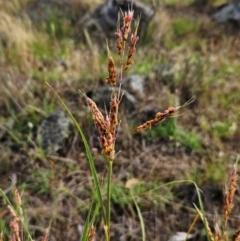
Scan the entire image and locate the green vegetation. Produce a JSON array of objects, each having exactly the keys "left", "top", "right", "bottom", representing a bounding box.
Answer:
[
  {"left": 45, "top": 11, "right": 74, "bottom": 39},
  {"left": 144, "top": 119, "right": 201, "bottom": 152},
  {"left": 172, "top": 18, "right": 200, "bottom": 37}
]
